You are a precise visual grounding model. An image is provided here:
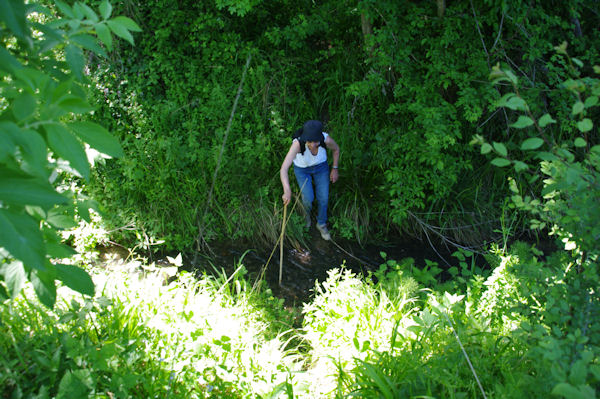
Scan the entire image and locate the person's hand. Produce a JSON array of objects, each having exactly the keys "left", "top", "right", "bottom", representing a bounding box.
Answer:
[
  {"left": 282, "top": 190, "right": 291, "bottom": 205},
  {"left": 330, "top": 168, "right": 339, "bottom": 183}
]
